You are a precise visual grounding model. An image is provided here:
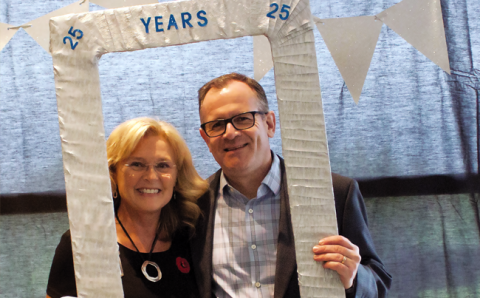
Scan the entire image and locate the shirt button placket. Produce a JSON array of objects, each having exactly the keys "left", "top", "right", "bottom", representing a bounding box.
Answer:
[{"left": 248, "top": 206, "right": 259, "bottom": 291}]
